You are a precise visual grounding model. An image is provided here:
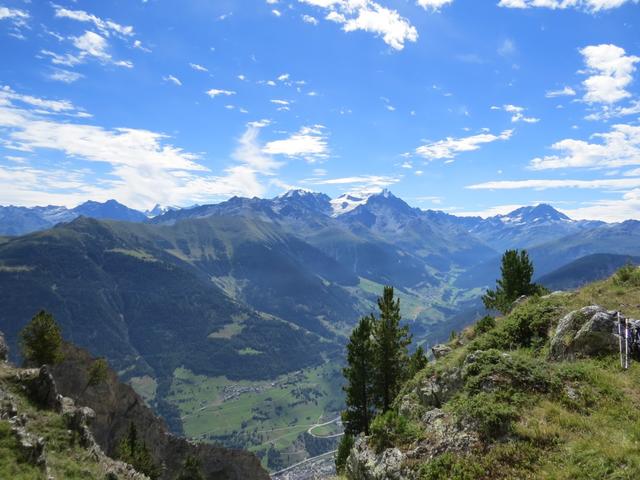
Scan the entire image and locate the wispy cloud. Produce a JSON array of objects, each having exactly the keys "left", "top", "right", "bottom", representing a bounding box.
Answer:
[
  {"left": 493, "top": 104, "right": 540, "bottom": 123},
  {"left": 206, "top": 89, "right": 236, "bottom": 98},
  {"left": 467, "top": 177, "right": 640, "bottom": 190},
  {"left": 163, "top": 75, "right": 182, "bottom": 86},
  {"left": 416, "top": 129, "right": 513, "bottom": 161},
  {"left": 545, "top": 86, "right": 576, "bottom": 98},
  {"left": 498, "top": 0, "right": 639, "bottom": 12},
  {"left": 53, "top": 5, "right": 134, "bottom": 37}
]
